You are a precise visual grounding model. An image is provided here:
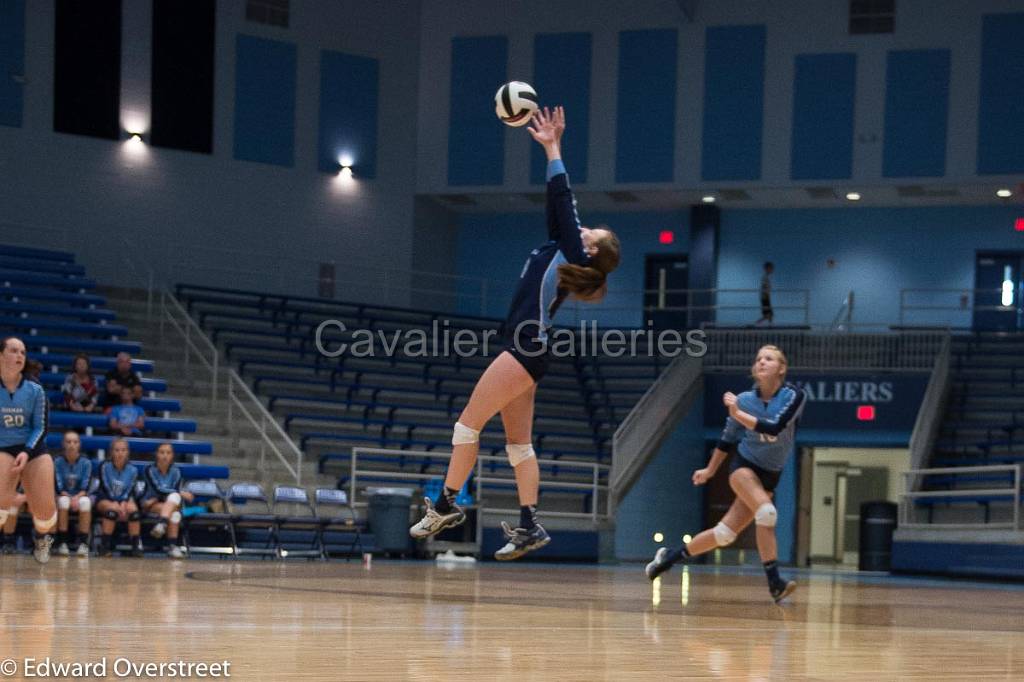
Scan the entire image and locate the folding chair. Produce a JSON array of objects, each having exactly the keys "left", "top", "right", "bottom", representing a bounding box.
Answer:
[
  {"left": 315, "top": 488, "right": 364, "bottom": 559},
  {"left": 182, "top": 480, "right": 236, "bottom": 556},
  {"left": 227, "top": 482, "right": 278, "bottom": 558},
  {"left": 273, "top": 486, "right": 322, "bottom": 560}
]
